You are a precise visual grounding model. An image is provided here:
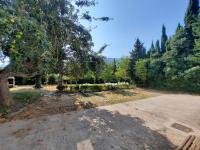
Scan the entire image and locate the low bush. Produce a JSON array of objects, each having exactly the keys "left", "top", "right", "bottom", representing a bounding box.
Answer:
[{"left": 57, "top": 83, "right": 130, "bottom": 93}]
